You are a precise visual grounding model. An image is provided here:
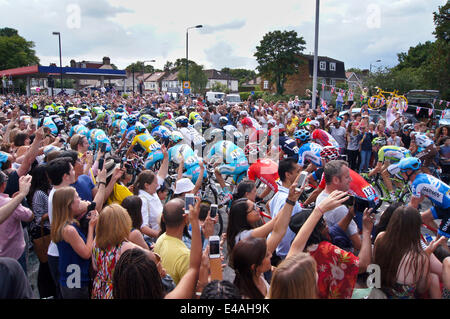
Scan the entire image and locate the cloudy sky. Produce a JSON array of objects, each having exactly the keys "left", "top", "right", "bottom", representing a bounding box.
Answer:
[{"left": 0, "top": 0, "right": 445, "bottom": 72}]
